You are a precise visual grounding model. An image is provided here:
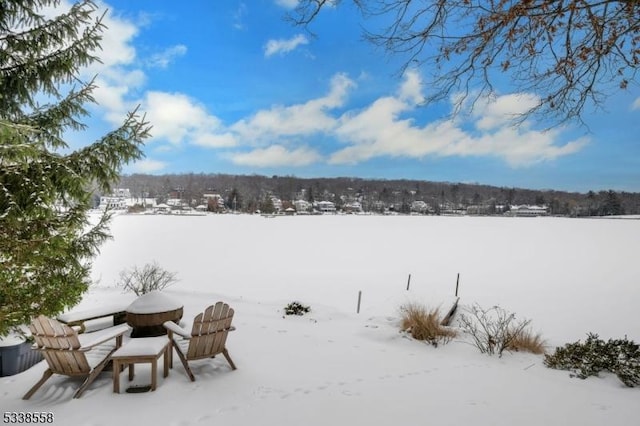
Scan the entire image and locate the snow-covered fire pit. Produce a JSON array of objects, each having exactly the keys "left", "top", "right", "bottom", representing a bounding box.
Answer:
[{"left": 126, "top": 291, "right": 183, "bottom": 338}]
